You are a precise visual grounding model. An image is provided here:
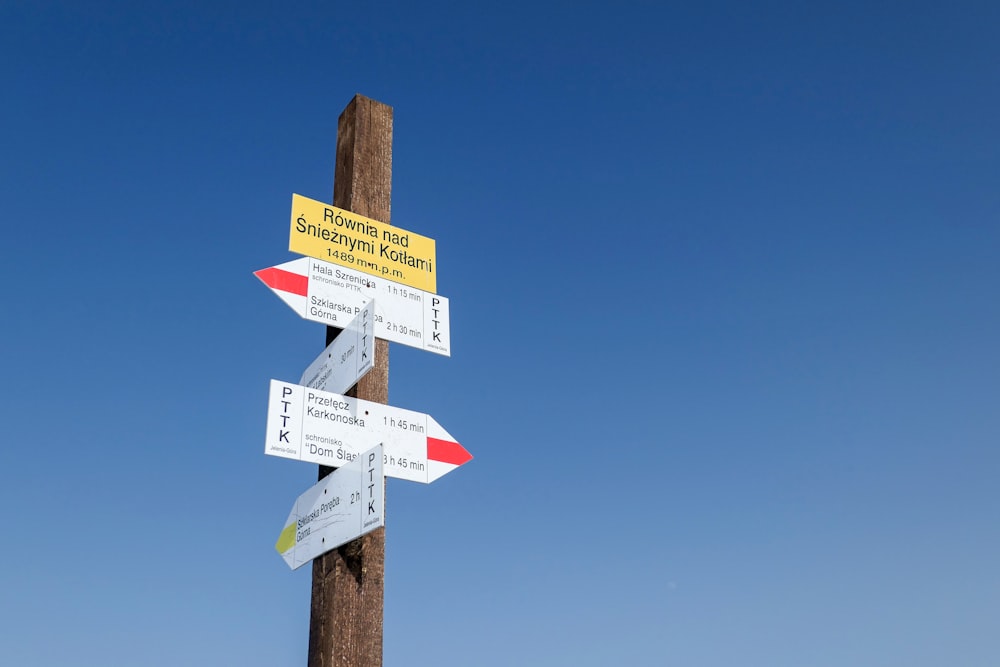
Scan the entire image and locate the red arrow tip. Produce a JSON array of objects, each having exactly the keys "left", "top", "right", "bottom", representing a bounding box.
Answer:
[
  {"left": 427, "top": 437, "right": 472, "bottom": 466},
  {"left": 255, "top": 267, "right": 308, "bottom": 296}
]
